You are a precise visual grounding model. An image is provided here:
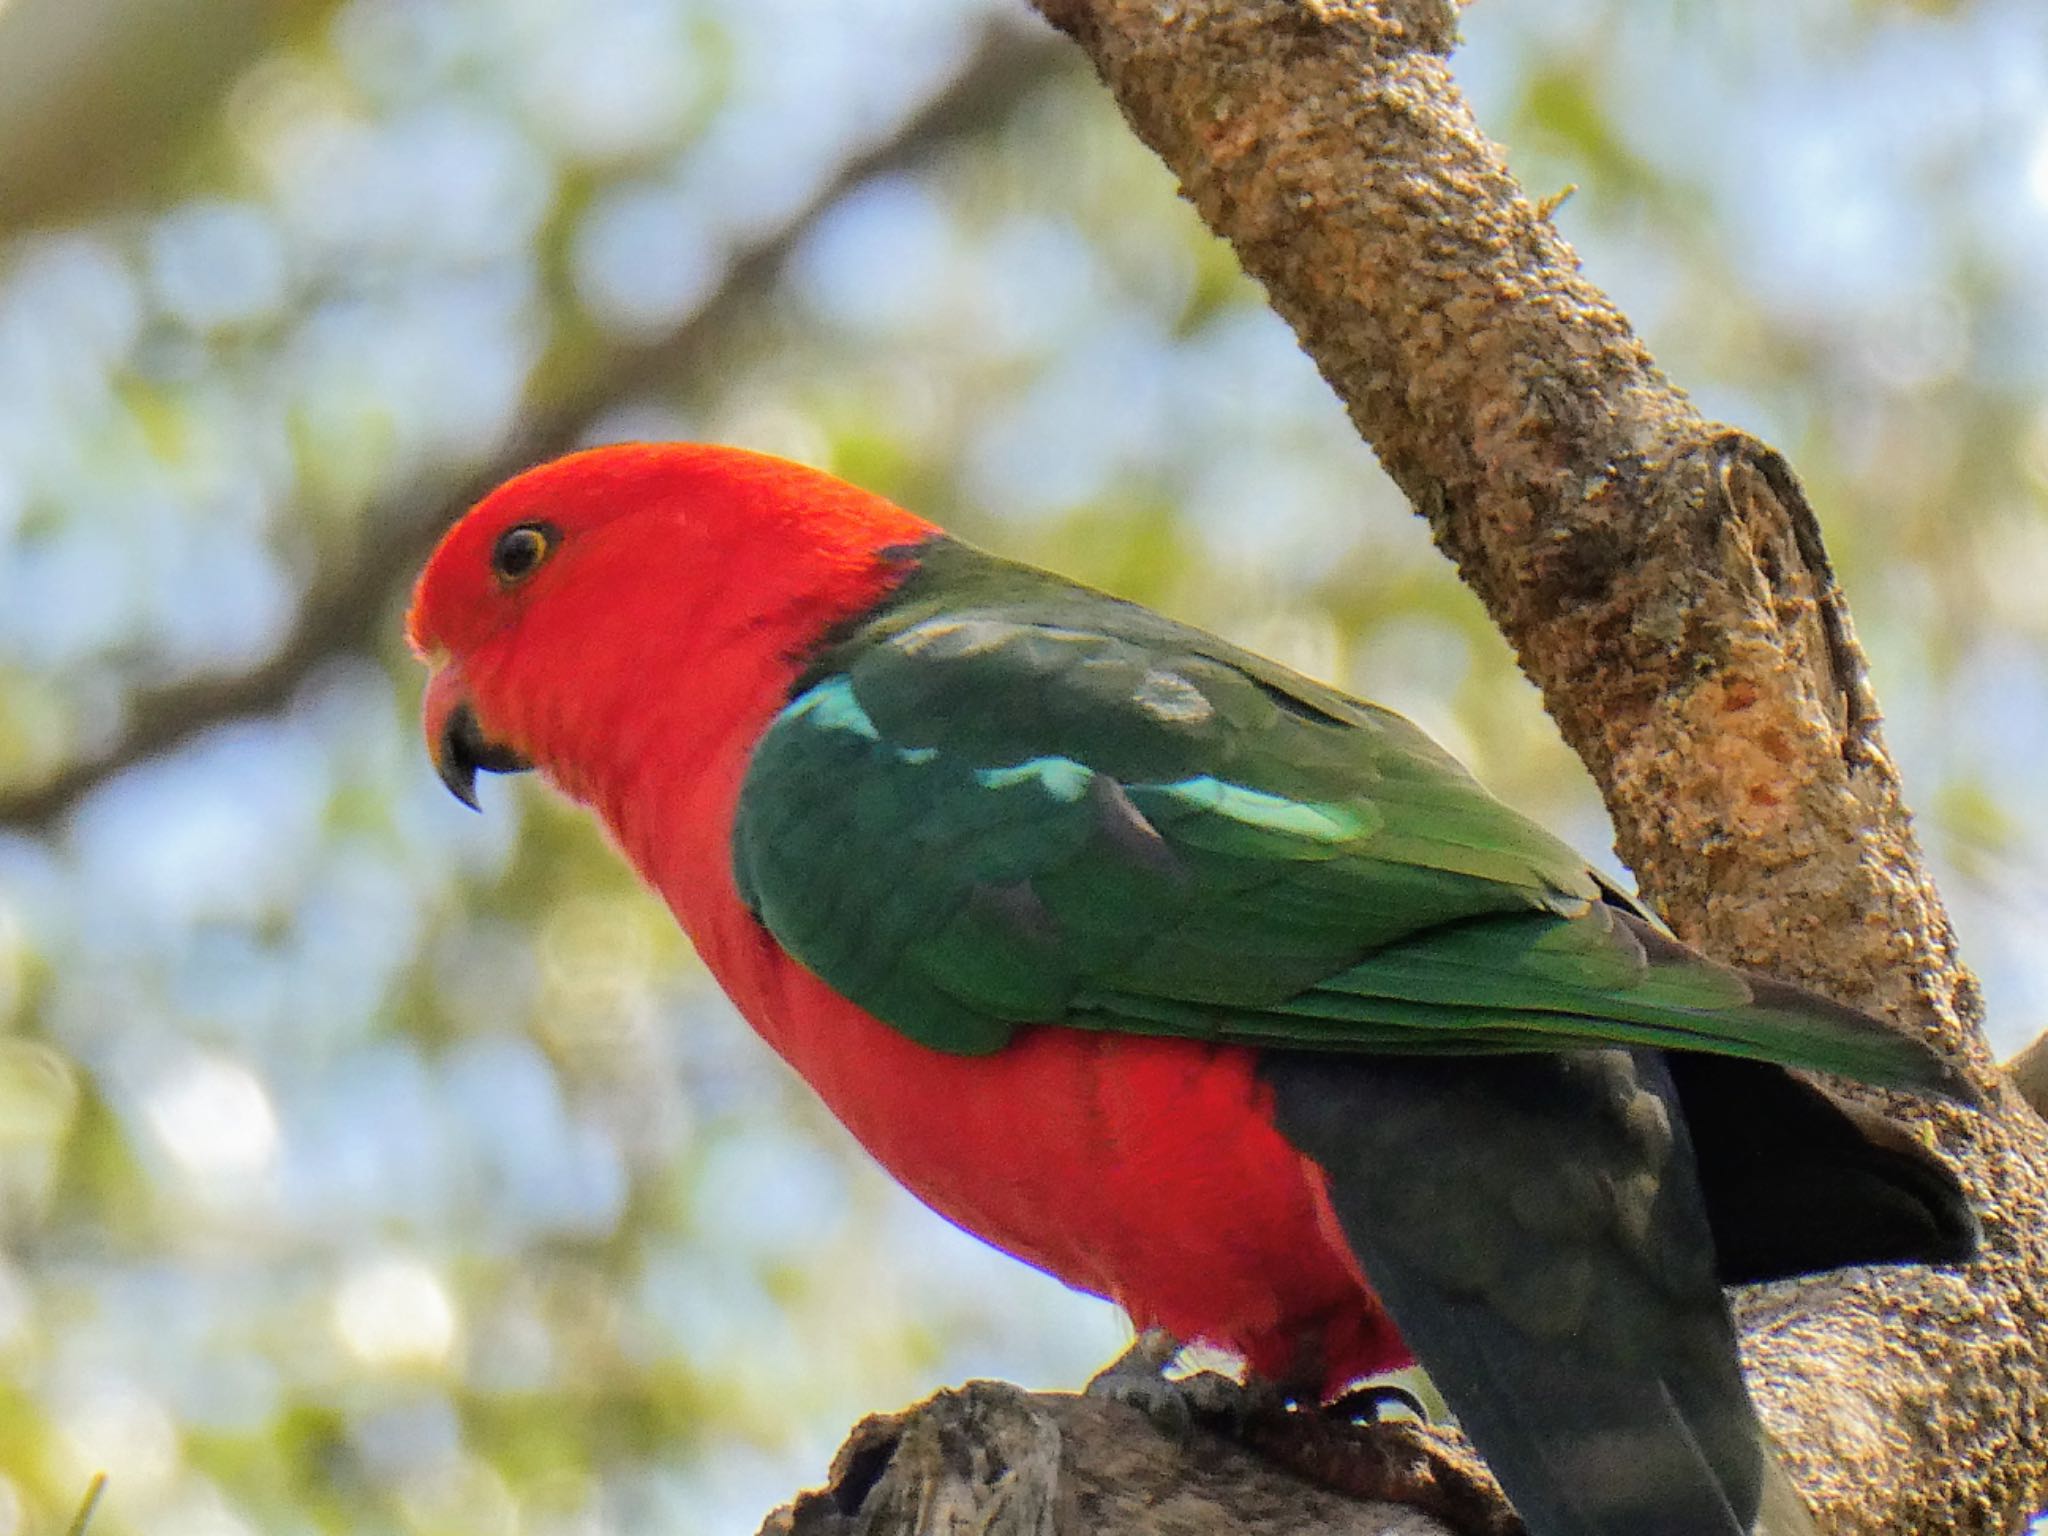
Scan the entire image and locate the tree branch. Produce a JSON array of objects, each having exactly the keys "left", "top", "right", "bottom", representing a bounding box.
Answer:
[
  {"left": 2009, "top": 1031, "right": 2048, "bottom": 1123},
  {"left": 770, "top": 4, "right": 2048, "bottom": 1533},
  {"left": 0, "top": 0, "right": 337, "bottom": 230},
  {"left": 0, "top": 19, "right": 1066, "bottom": 835},
  {"left": 762, "top": 1384, "right": 1505, "bottom": 1536}
]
